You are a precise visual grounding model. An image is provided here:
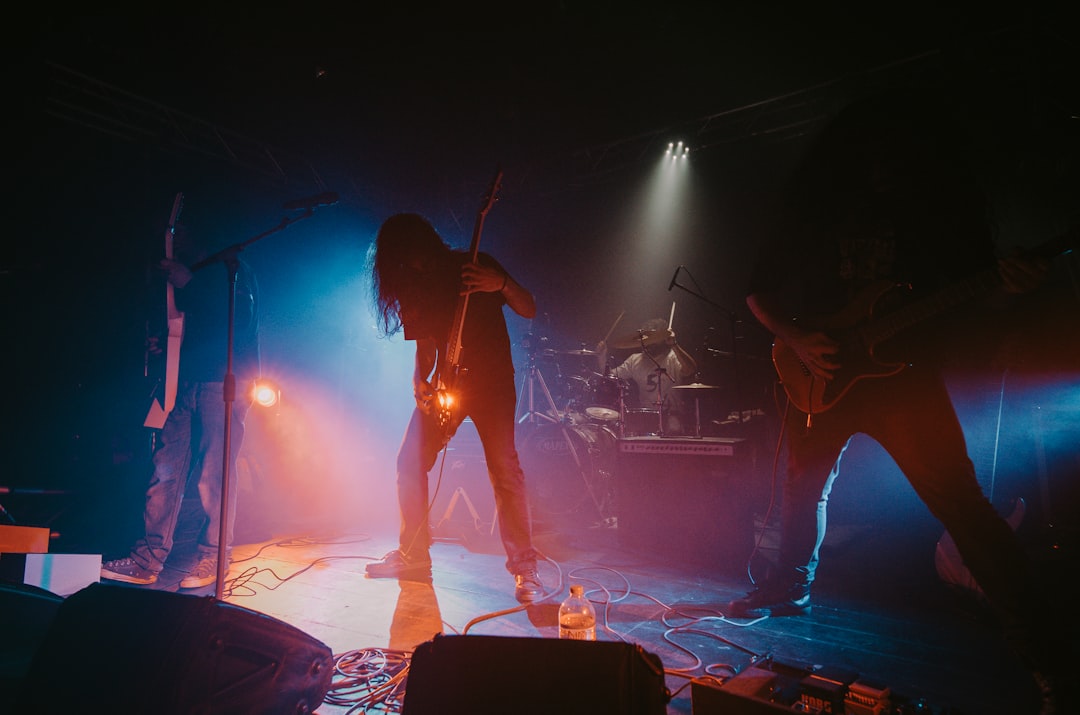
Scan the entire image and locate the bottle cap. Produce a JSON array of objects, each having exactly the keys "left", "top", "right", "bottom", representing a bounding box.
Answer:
[{"left": 569, "top": 584, "right": 583, "bottom": 597}]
